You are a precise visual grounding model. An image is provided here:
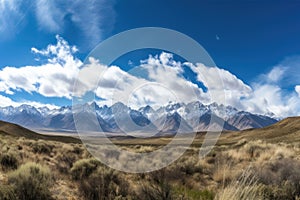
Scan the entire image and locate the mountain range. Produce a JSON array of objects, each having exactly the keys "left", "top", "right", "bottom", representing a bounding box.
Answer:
[{"left": 0, "top": 101, "right": 278, "bottom": 134}]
